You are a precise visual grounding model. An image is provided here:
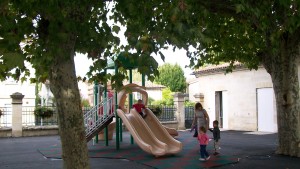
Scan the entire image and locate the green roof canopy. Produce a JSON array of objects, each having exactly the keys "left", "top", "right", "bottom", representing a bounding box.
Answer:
[{"left": 106, "top": 53, "right": 139, "bottom": 70}]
